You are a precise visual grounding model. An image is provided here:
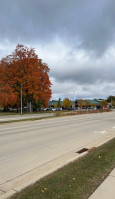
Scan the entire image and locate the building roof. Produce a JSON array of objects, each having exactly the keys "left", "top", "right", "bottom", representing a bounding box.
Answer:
[
  {"left": 49, "top": 99, "right": 102, "bottom": 106},
  {"left": 48, "top": 100, "right": 74, "bottom": 106},
  {"left": 88, "top": 100, "right": 100, "bottom": 105}
]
